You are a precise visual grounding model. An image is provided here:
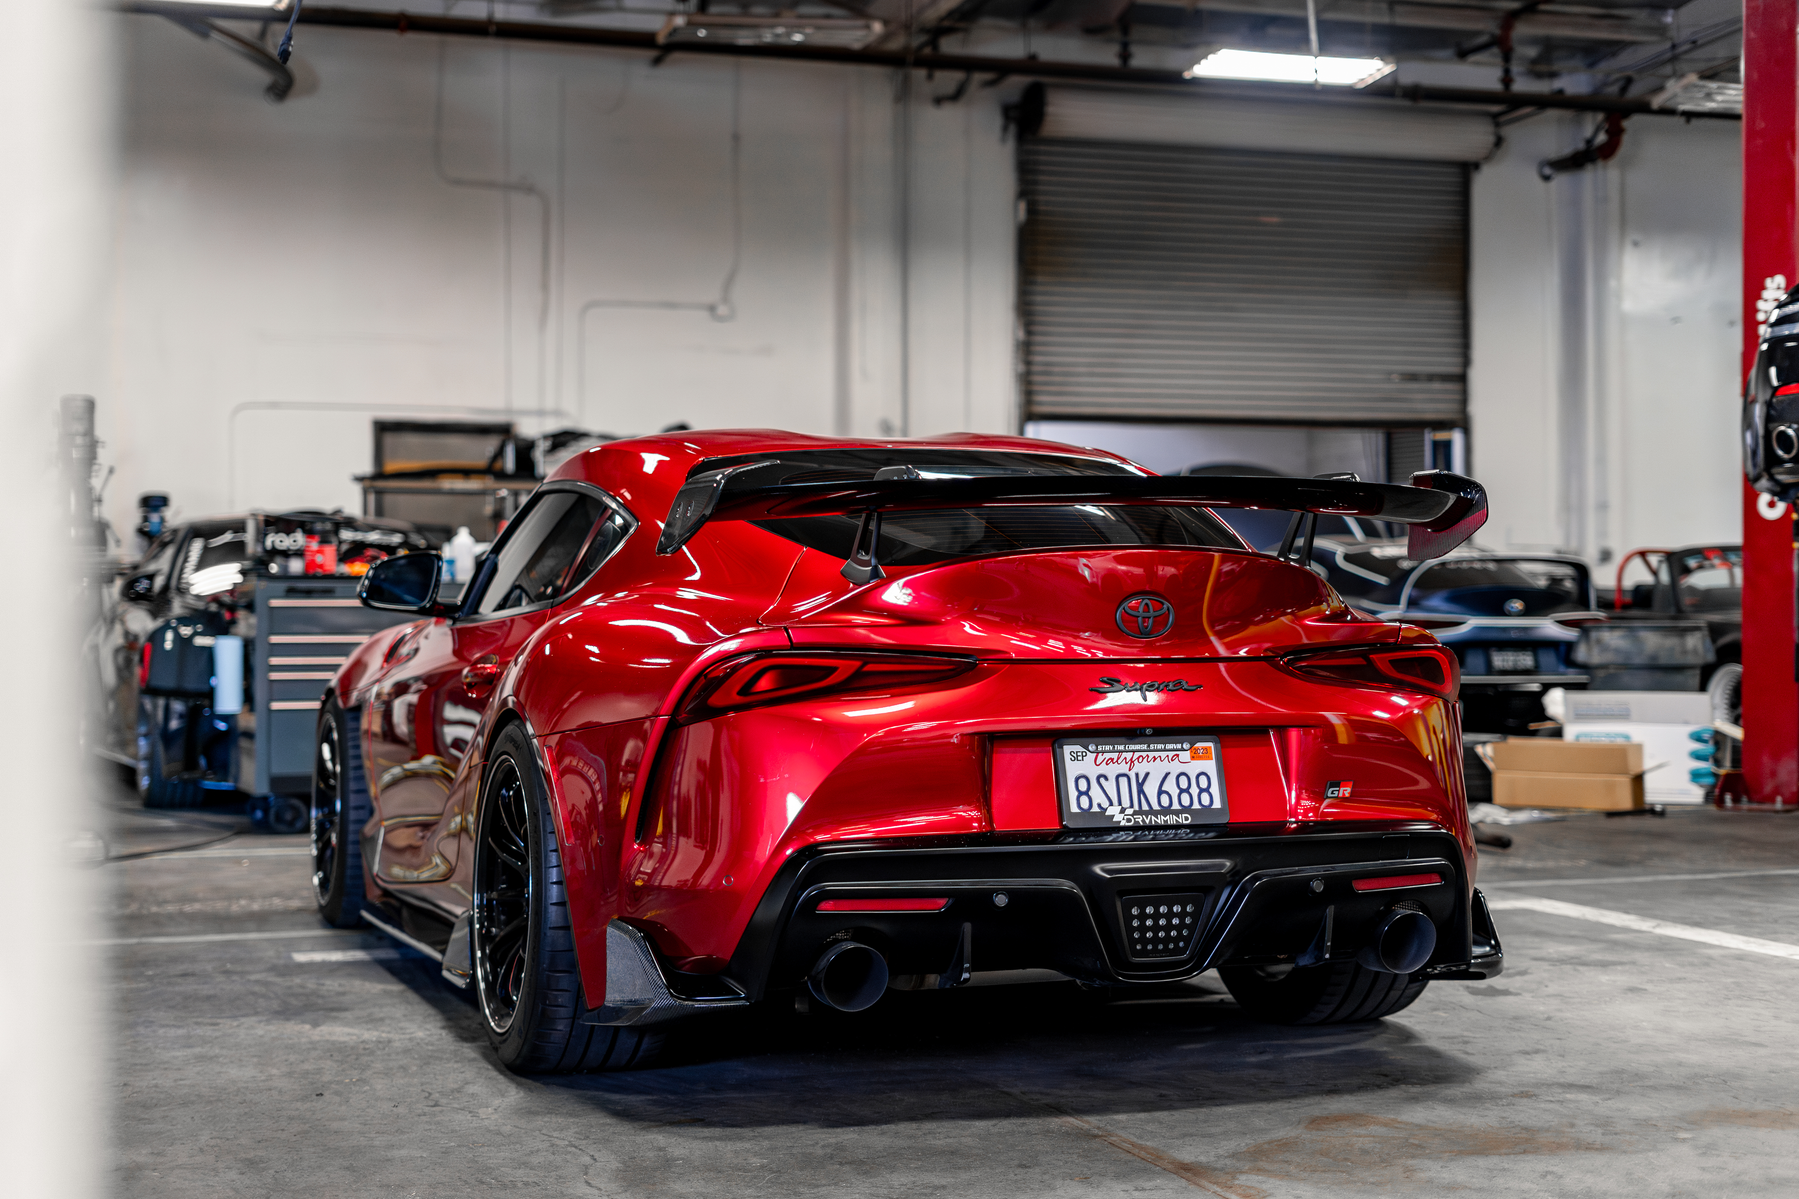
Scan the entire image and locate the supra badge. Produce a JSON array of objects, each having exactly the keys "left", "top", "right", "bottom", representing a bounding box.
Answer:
[
  {"left": 1116, "top": 593, "right": 1175, "bottom": 639},
  {"left": 1090, "top": 677, "right": 1203, "bottom": 699}
]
